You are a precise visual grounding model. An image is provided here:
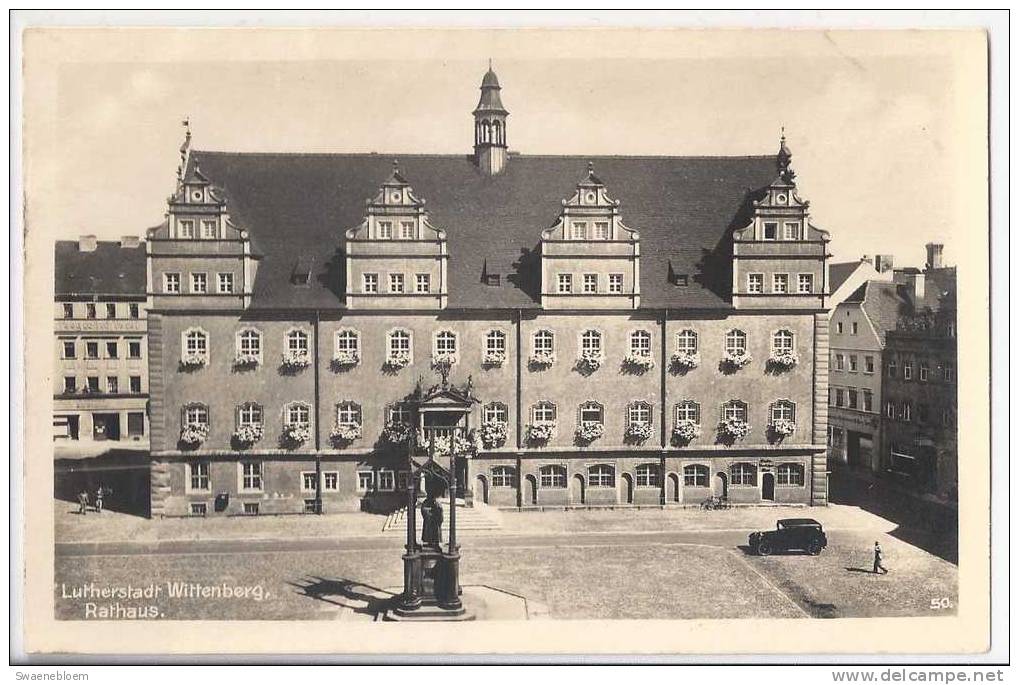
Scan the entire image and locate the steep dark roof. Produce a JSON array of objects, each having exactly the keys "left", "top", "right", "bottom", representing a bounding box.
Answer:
[
  {"left": 860, "top": 281, "right": 911, "bottom": 344},
  {"left": 190, "top": 151, "right": 779, "bottom": 310},
  {"left": 55, "top": 240, "right": 147, "bottom": 297},
  {"left": 829, "top": 261, "right": 864, "bottom": 294}
]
